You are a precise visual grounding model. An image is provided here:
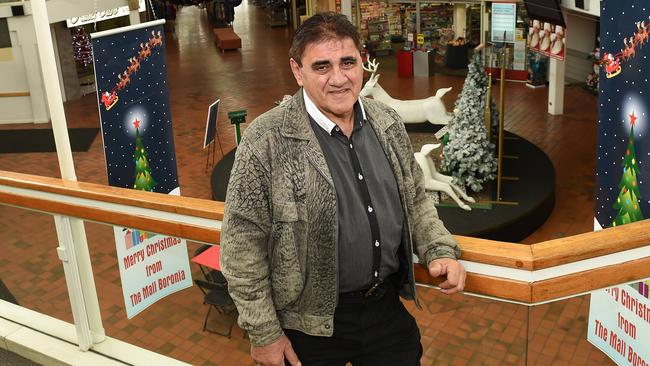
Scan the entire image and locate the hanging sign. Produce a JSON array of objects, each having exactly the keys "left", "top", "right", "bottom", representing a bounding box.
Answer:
[
  {"left": 91, "top": 20, "right": 192, "bottom": 319},
  {"left": 588, "top": 286, "right": 650, "bottom": 366},
  {"left": 527, "top": 19, "right": 566, "bottom": 60},
  {"left": 590, "top": 1, "right": 650, "bottom": 364},
  {"left": 491, "top": 2, "right": 516, "bottom": 43}
]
